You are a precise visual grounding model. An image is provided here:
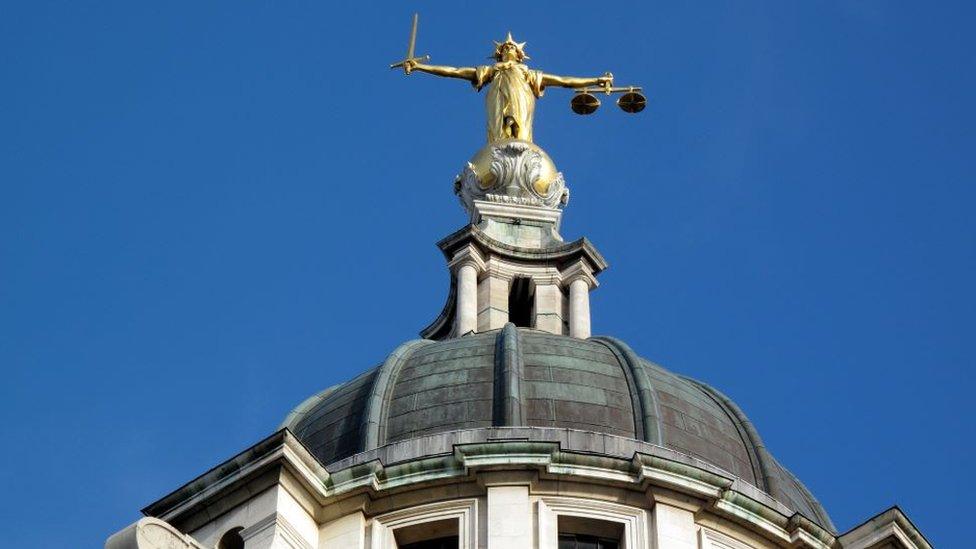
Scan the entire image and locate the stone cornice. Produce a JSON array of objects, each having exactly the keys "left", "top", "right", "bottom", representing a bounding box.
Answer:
[
  {"left": 634, "top": 454, "right": 732, "bottom": 499},
  {"left": 472, "top": 199, "right": 563, "bottom": 227},
  {"left": 141, "top": 430, "right": 331, "bottom": 528},
  {"left": 437, "top": 225, "right": 608, "bottom": 274},
  {"left": 836, "top": 506, "right": 932, "bottom": 549},
  {"left": 143, "top": 427, "right": 850, "bottom": 548}
]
